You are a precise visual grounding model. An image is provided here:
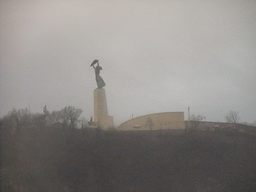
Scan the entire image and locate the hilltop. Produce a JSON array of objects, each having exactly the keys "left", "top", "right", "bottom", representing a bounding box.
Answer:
[{"left": 2, "top": 124, "right": 256, "bottom": 192}]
